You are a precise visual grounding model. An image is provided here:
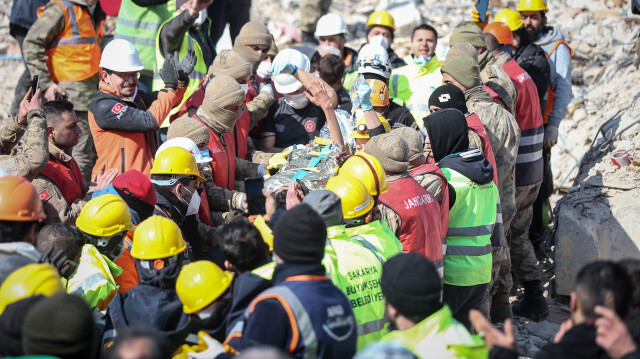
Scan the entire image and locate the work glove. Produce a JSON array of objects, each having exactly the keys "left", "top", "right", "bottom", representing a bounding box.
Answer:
[
  {"left": 356, "top": 81, "right": 373, "bottom": 111},
  {"left": 174, "top": 49, "right": 197, "bottom": 83},
  {"left": 259, "top": 83, "right": 274, "bottom": 96},
  {"left": 160, "top": 53, "right": 179, "bottom": 90},
  {"left": 234, "top": 193, "right": 247, "bottom": 211},
  {"left": 269, "top": 62, "right": 297, "bottom": 76},
  {"left": 188, "top": 333, "right": 227, "bottom": 359},
  {"left": 544, "top": 124, "right": 559, "bottom": 149},
  {"left": 39, "top": 246, "right": 73, "bottom": 278},
  {"left": 472, "top": 4, "right": 490, "bottom": 29}
]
